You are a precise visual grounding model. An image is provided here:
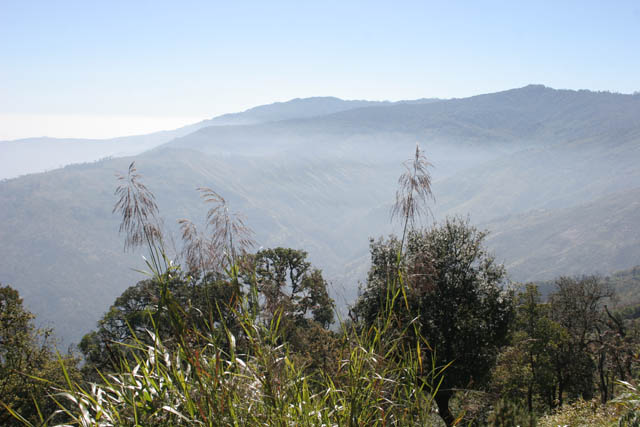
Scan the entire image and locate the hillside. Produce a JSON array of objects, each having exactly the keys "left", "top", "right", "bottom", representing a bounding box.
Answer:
[
  {"left": 198, "top": 96, "right": 440, "bottom": 126},
  {"left": 483, "top": 188, "right": 640, "bottom": 281},
  {"left": 606, "top": 265, "right": 640, "bottom": 305},
  {"left": 0, "top": 149, "right": 397, "bottom": 342},
  {"left": 0, "top": 127, "right": 202, "bottom": 180},
  {"left": 0, "top": 97, "right": 416, "bottom": 180},
  {"left": 2, "top": 85, "right": 640, "bottom": 346}
]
